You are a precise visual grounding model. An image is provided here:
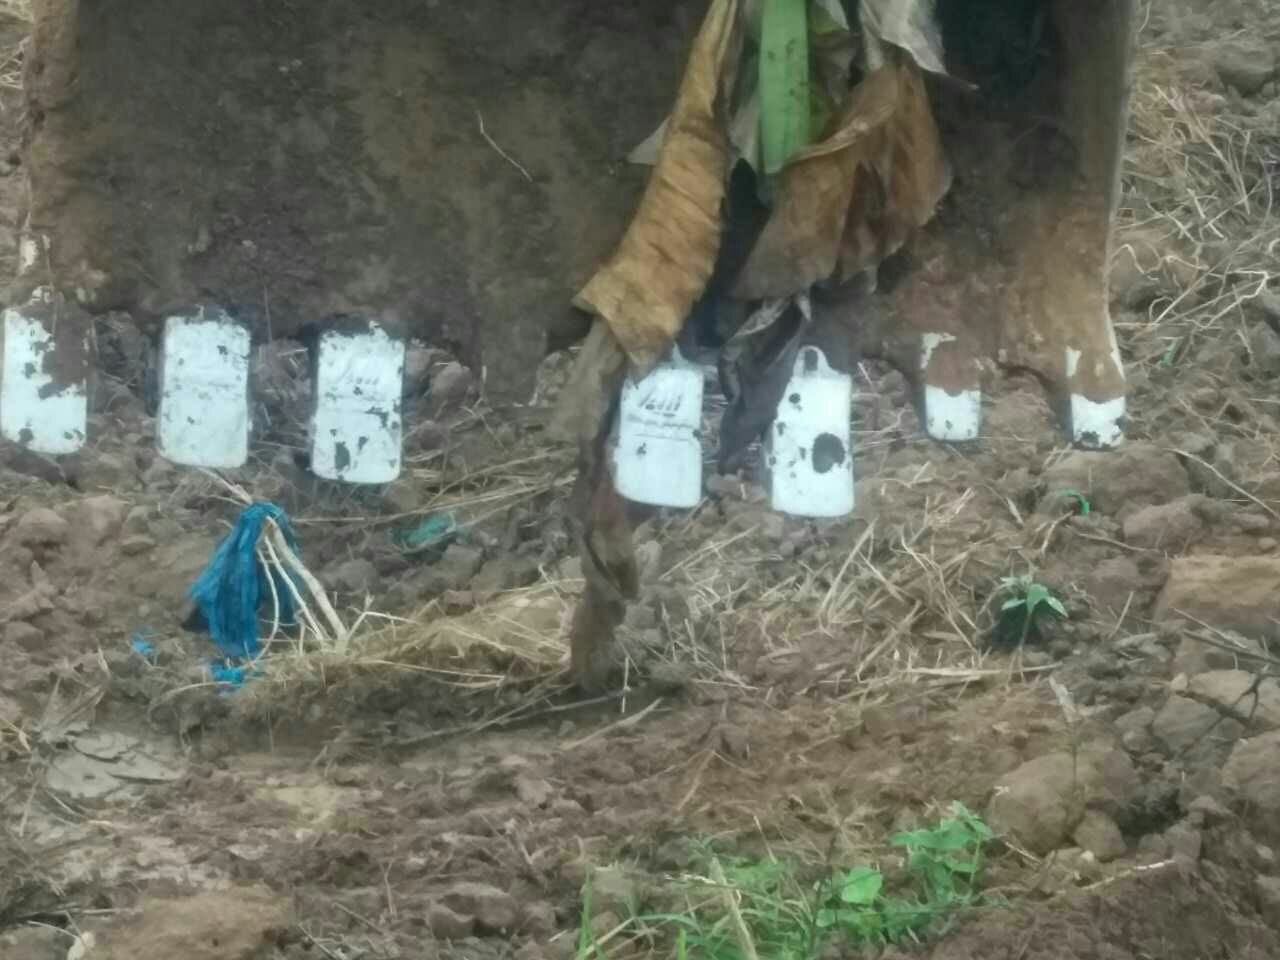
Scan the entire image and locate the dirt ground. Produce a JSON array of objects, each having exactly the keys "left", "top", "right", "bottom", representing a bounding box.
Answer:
[
  {"left": 4, "top": 2, "right": 1280, "bottom": 959},
  {"left": 21, "top": 0, "right": 705, "bottom": 401}
]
